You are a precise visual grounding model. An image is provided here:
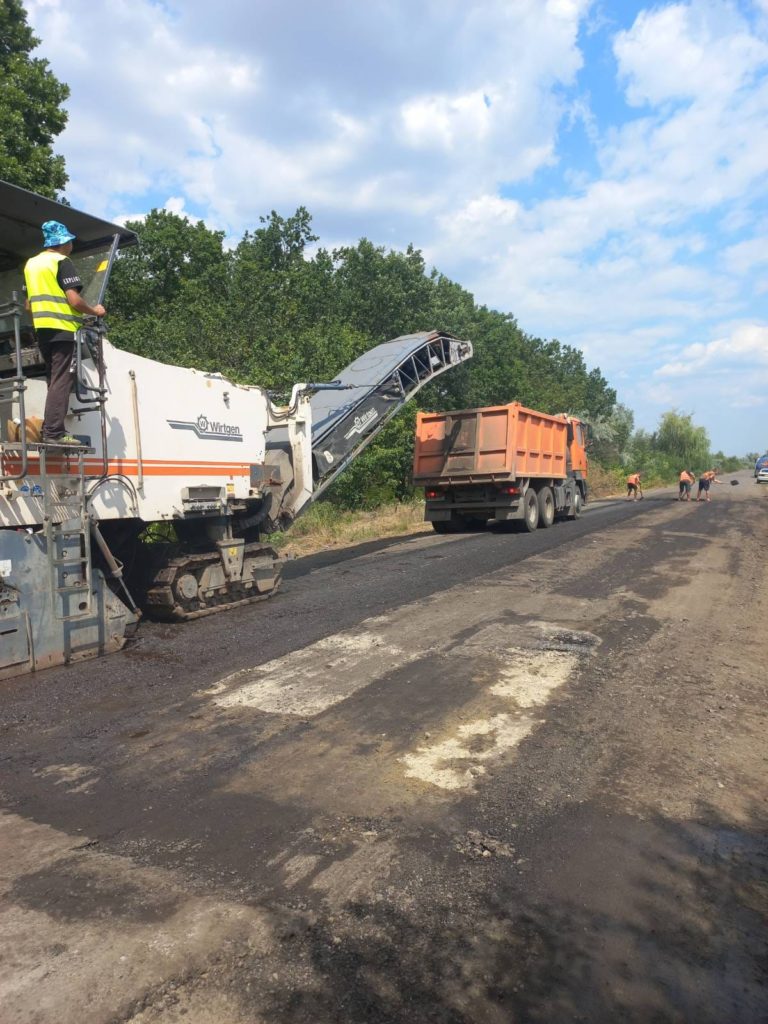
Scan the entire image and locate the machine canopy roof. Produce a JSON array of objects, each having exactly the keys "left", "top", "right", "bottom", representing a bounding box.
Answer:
[{"left": 0, "top": 179, "right": 137, "bottom": 271}]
